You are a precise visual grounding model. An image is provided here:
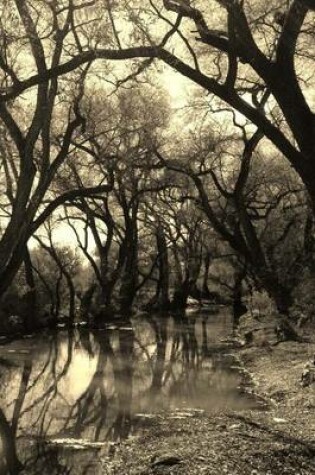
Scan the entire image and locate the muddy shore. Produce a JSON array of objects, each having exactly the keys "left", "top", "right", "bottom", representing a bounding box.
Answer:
[{"left": 100, "top": 339, "right": 315, "bottom": 475}]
